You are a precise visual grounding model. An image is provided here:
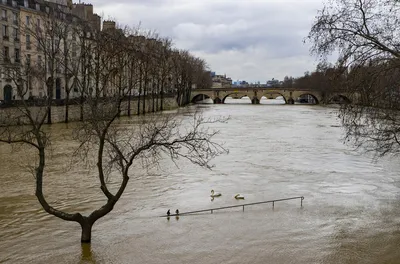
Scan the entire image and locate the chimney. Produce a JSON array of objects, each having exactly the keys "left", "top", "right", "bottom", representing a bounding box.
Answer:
[{"left": 102, "top": 20, "right": 116, "bottom": 31}]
